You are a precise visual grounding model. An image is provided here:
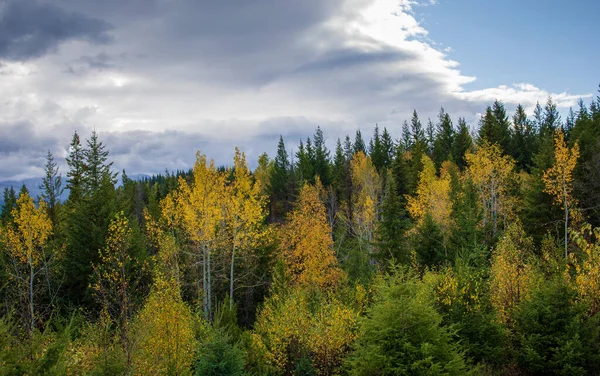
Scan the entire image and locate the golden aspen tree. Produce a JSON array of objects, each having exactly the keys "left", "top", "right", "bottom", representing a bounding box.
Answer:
[
  {"left": 176, "top": 151, "right": 225, "bottom": 320},
  {"left": 489, "top": 222, "right": 536, "bottom": 324},
  {"left": 543, "top": 129, "right": 580, "bottom": 258},
  {"left": 570, "top": 224, "right": 600, "bottom": 316},
  {"left": 406, "top": 156, "right": 453, "bottom": 250},
  {"left": 4, "top": 193, "right": 52, "bottom": 335},
  {"left": 225, "top": 148, "right": 268, "bottom": 308},
  {"left": 465, "top": 142, "right": 516, "bottom": 237},
  {"left": 348, "top": 152, "right": 381, "bottom": 257},
  {"left": 281, "top": 183, "right": 342, "bottom": 290},
  {"left": 91, "top": 211, "right": 140, "bottom": 366}
]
